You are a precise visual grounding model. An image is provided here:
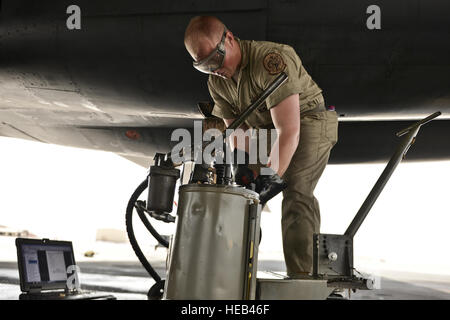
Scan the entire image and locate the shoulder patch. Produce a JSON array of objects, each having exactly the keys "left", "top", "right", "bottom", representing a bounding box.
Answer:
[{"left": 263, "top": 52, "right": 286, "bottom": 75}]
